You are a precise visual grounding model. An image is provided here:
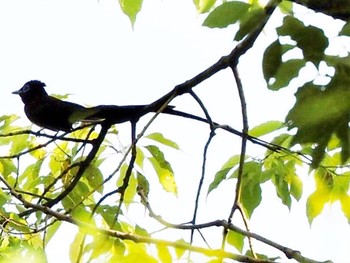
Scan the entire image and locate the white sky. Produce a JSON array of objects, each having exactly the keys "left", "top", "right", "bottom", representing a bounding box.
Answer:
[{"left": 0, "top": 0, "right": 349, "bottom": 262}]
